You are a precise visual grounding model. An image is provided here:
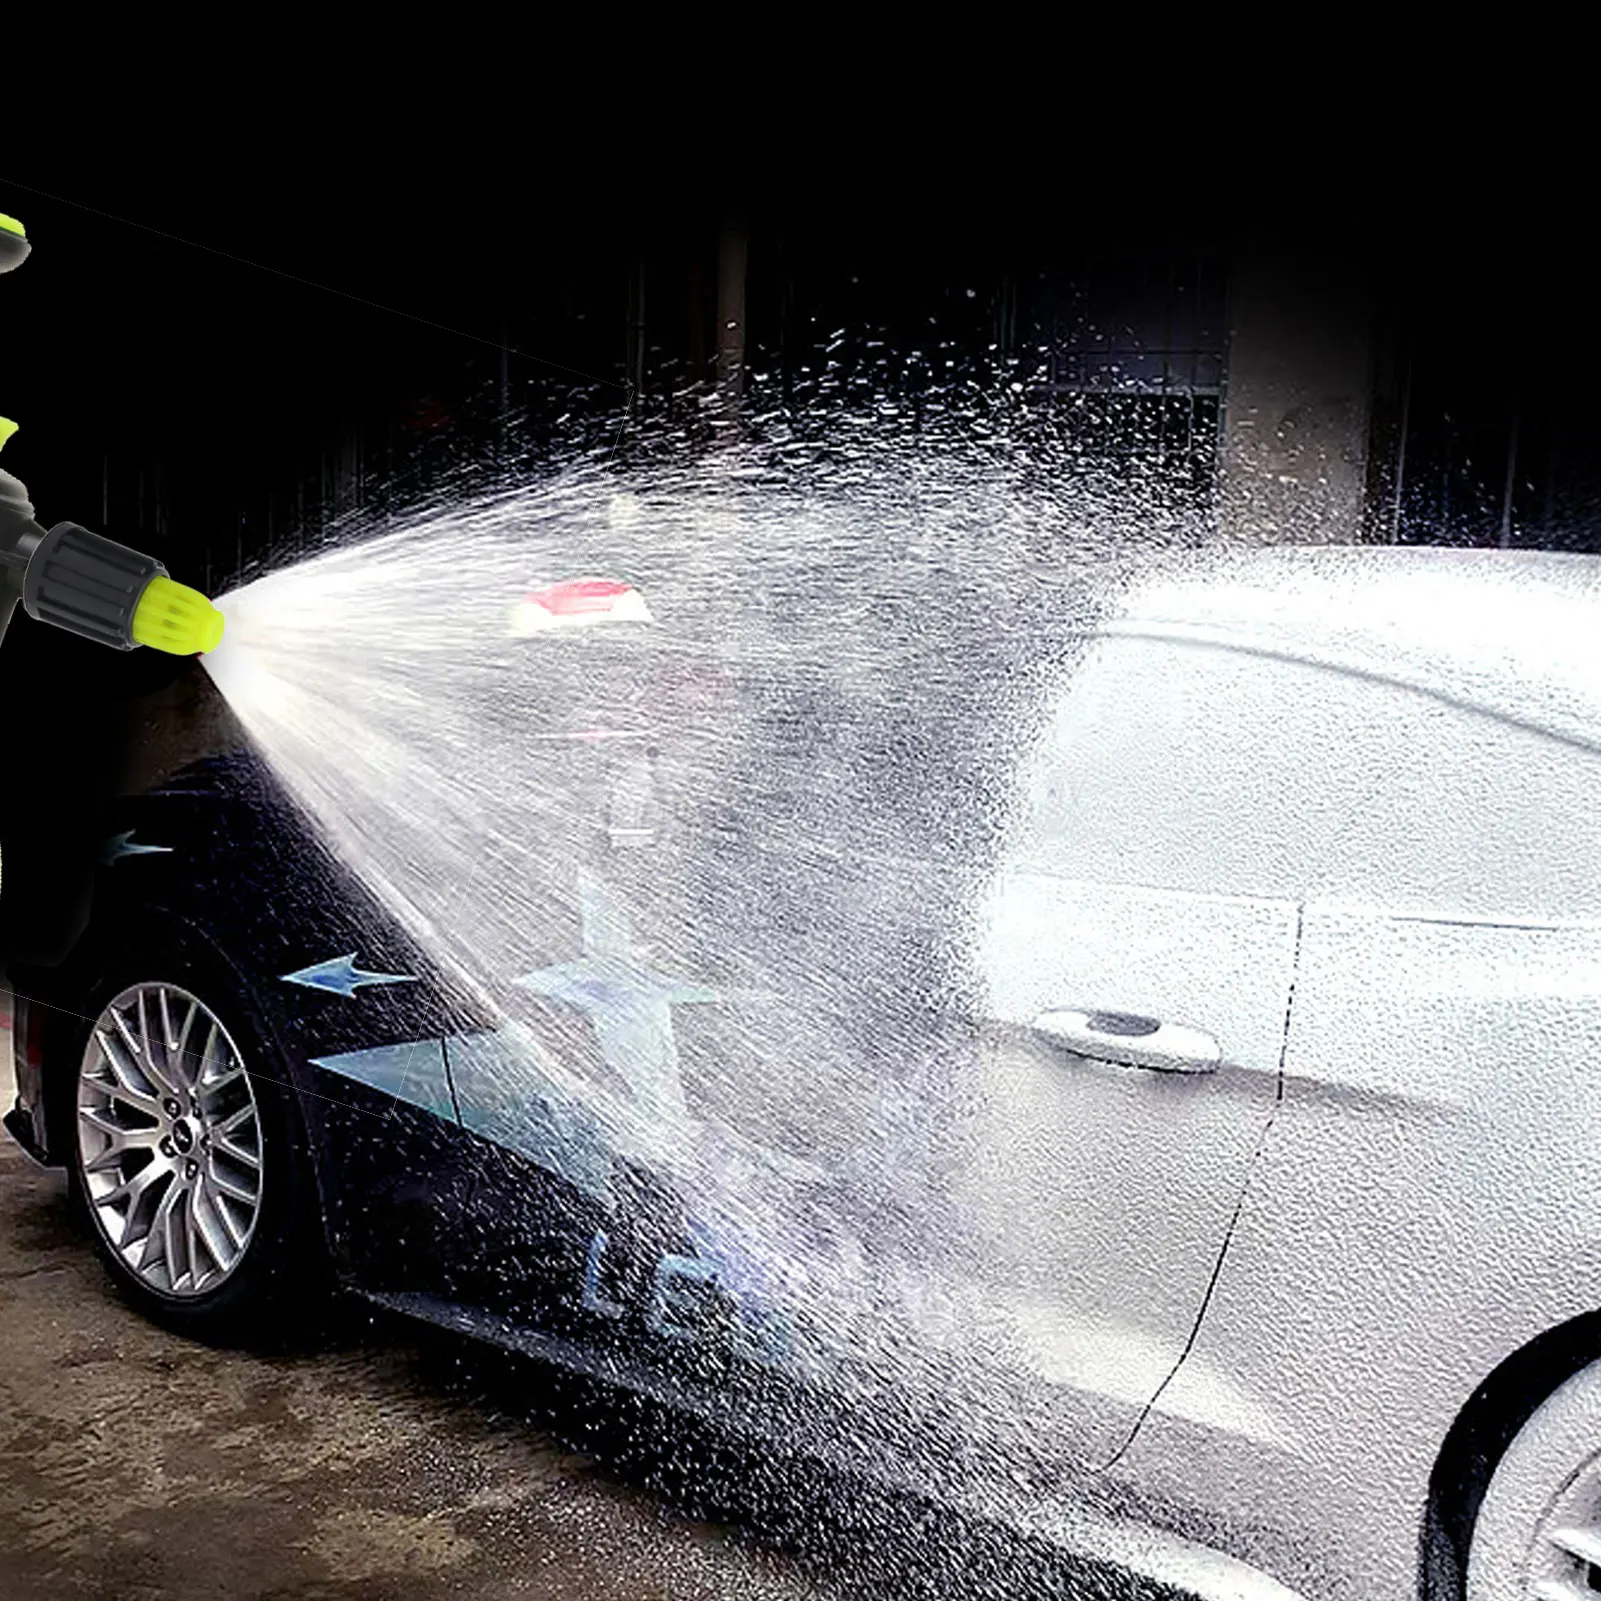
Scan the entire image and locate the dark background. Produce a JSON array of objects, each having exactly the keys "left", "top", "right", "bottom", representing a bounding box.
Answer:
[{"left": 1, "top": 131, "right": 1593, "bottom": 964}]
